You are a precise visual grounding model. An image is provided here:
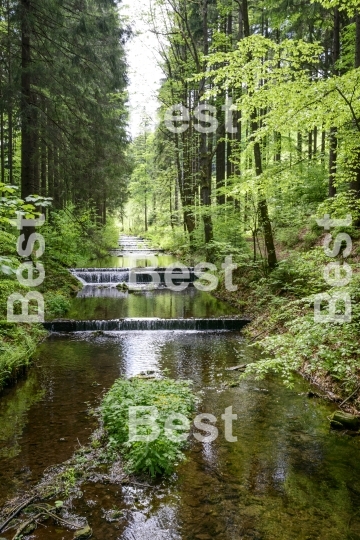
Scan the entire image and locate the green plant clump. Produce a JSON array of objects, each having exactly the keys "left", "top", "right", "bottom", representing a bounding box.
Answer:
[{"left": 102, "top": 377, "right": 196, "bottom": 476}]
